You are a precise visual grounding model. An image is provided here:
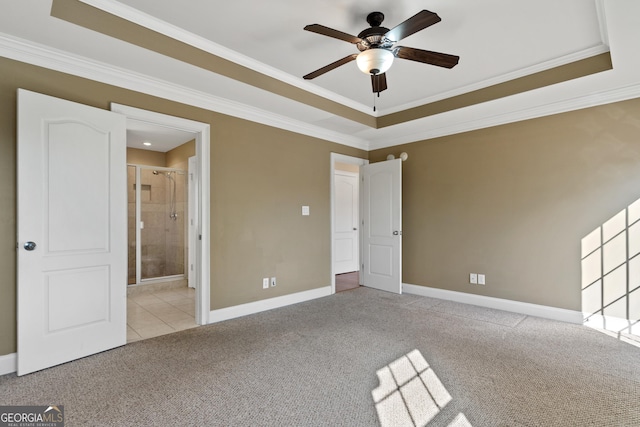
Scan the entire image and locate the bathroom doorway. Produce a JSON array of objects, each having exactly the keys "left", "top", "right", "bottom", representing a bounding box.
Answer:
[
  {"left": 125, "top": 141, "right": 196, "bottom": 342},
  {"left": 112, "top": 103, "right": 211, "bottom": 343}
]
